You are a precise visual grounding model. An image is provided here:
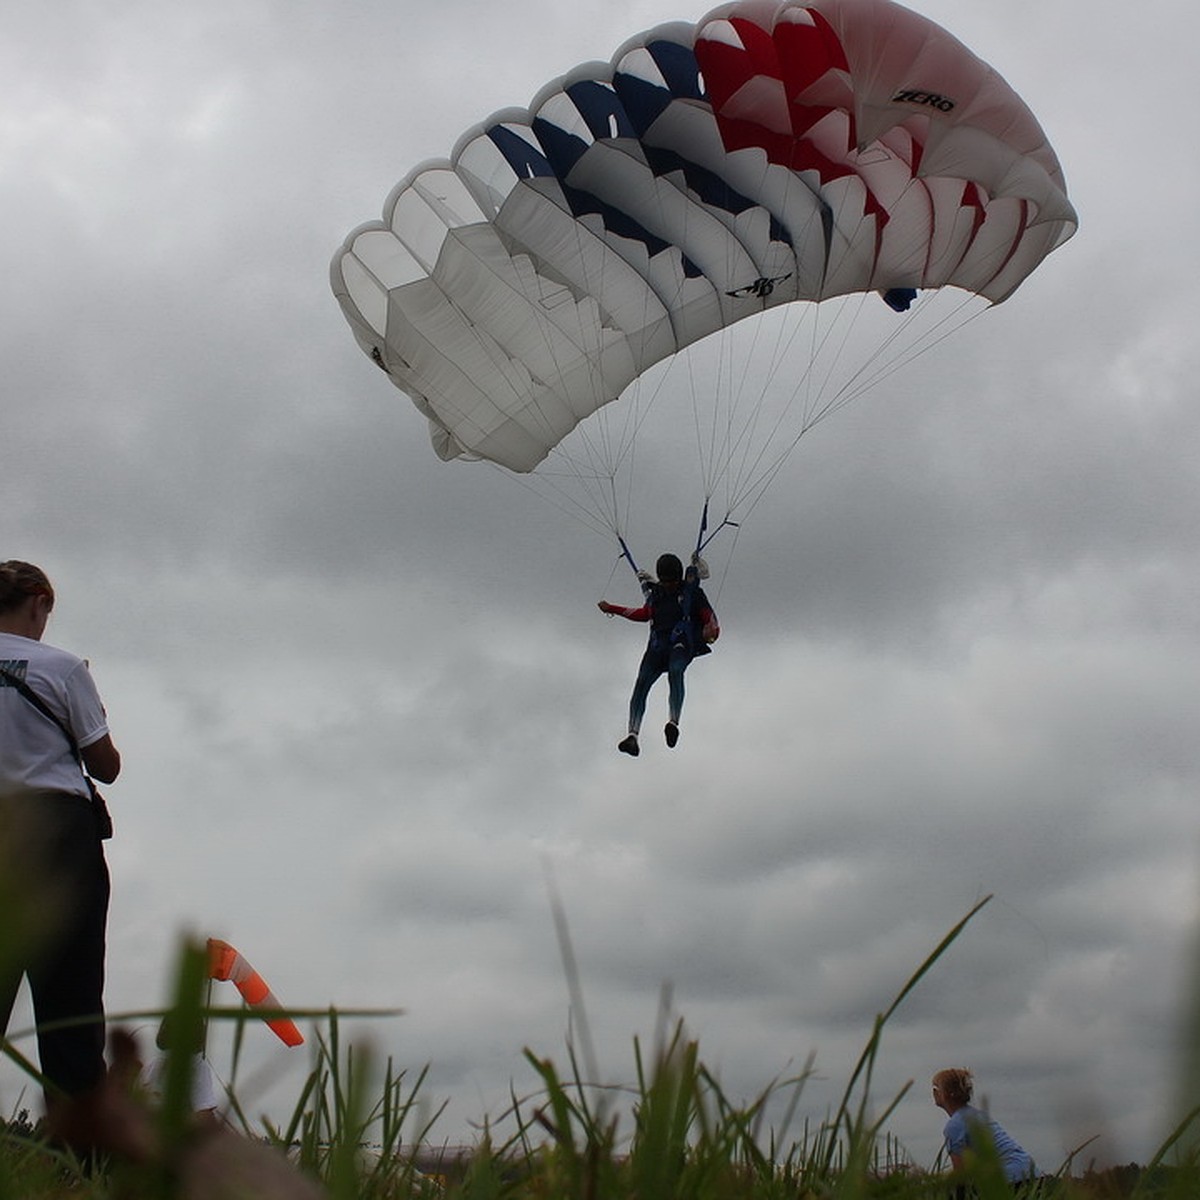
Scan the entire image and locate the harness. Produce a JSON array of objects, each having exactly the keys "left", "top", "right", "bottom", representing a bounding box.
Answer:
[
  {"left": 648, "top": 577, "right": 707, "bottom": 657},
  {"left": 670, "top": 578, "right": 698, "bottom": 651}
]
